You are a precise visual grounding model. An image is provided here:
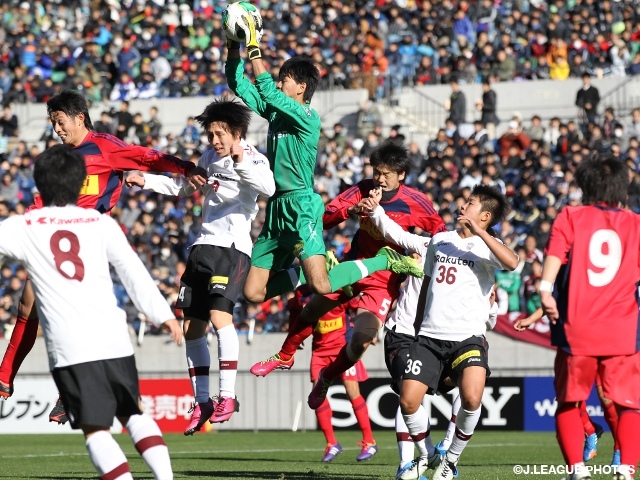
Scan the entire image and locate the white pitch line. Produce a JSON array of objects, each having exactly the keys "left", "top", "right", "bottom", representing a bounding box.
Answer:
[{"left": 0, "top": 443, "right": 550, "bottom": 460}]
